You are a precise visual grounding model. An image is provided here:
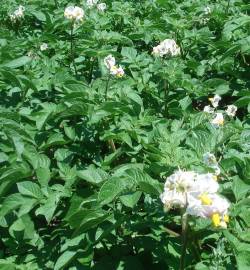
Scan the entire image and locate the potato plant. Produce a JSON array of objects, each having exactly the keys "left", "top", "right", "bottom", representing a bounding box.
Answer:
[{"left": 0, "top": 0, "right": 250, "bottom": 269}]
